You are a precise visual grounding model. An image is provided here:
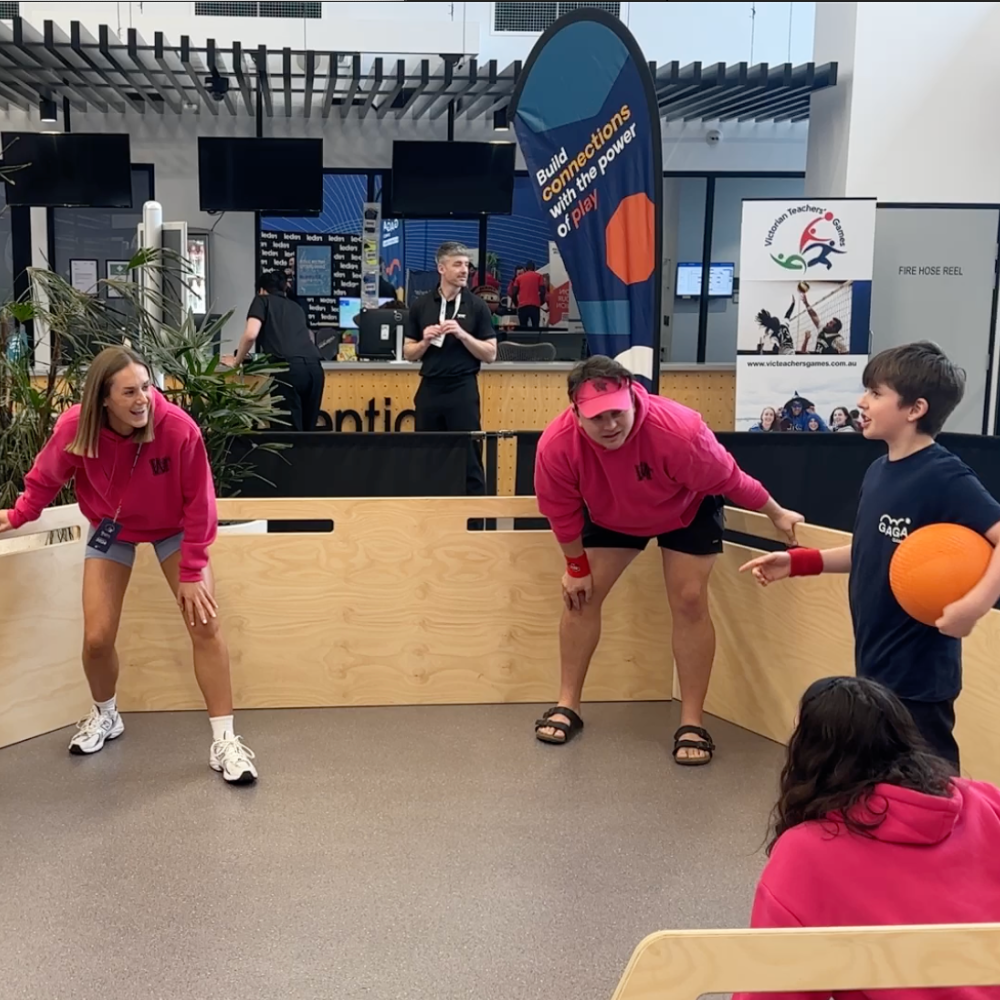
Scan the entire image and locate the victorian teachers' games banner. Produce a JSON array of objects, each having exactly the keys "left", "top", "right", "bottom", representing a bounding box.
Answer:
[
  {"left": 510, "top": 8, "right": 662, "bottom": 387},
  {"left": 735, "top": 198, "right": 876, "bottom": 434}
]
